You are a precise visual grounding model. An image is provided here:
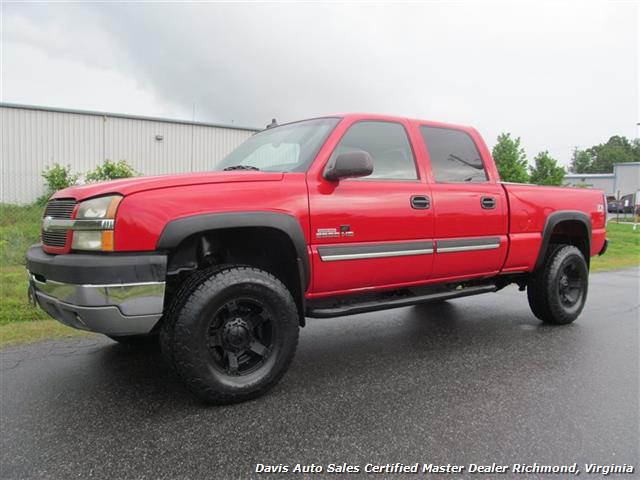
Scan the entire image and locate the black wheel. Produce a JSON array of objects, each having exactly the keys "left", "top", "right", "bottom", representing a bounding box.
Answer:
[
  {"left": 527, "top": 244, "right": 589, "bottom": 324},
  {"left": 107, "top": 334, "right": 157, "bottom": 347},
  {"left": 161, "top": 266, "right": 299, "bottom": 404}
]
